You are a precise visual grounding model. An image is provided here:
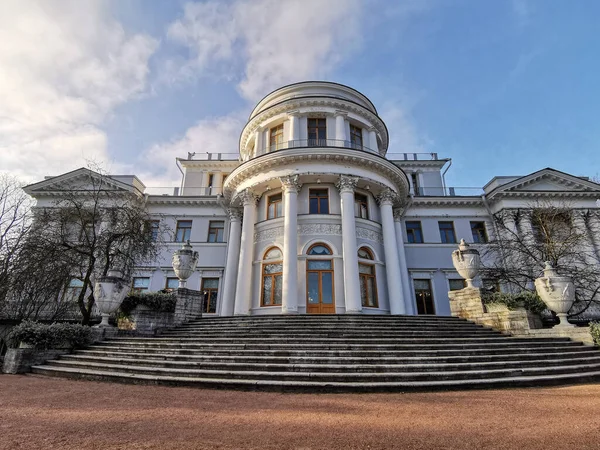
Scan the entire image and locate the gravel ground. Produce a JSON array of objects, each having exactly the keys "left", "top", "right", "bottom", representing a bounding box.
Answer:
[{"left": 1, "top": 375, "right": 600, "bottom": 450}]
